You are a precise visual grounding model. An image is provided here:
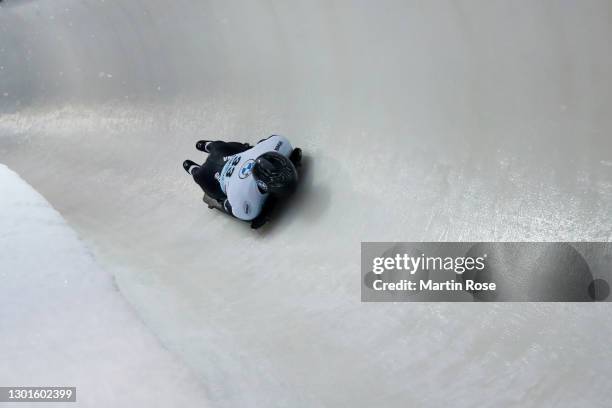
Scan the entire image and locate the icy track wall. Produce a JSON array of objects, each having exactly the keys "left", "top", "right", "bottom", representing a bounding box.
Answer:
[
  {"left": 0, "top": 164, "right": 210, "bottom": 407},
  {"left": 1, "top": 1, "right": 612, "bottom": 407}
]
